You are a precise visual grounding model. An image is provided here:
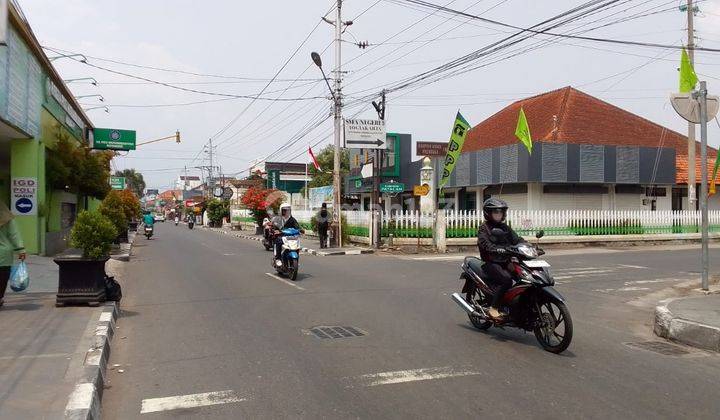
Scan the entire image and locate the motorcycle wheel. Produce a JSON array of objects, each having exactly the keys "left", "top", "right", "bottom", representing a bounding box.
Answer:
[
  {"left": 288, "top": 259, "right": 299, "bottom": 281},
  {"left": 466, "top": 290, "right": 492, "bottom": 330},
  {"left": 533, "top": 298, "right": 573, "bottom": 354}
]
